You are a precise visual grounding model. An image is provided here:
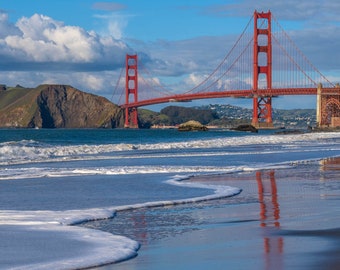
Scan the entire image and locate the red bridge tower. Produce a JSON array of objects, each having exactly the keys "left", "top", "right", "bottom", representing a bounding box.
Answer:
[
  {"left": 252, "top": 11, "right": 273, "bottom": 128},
  {"left": 125, "top": 54, "right": 138, "bottom": 128}
]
